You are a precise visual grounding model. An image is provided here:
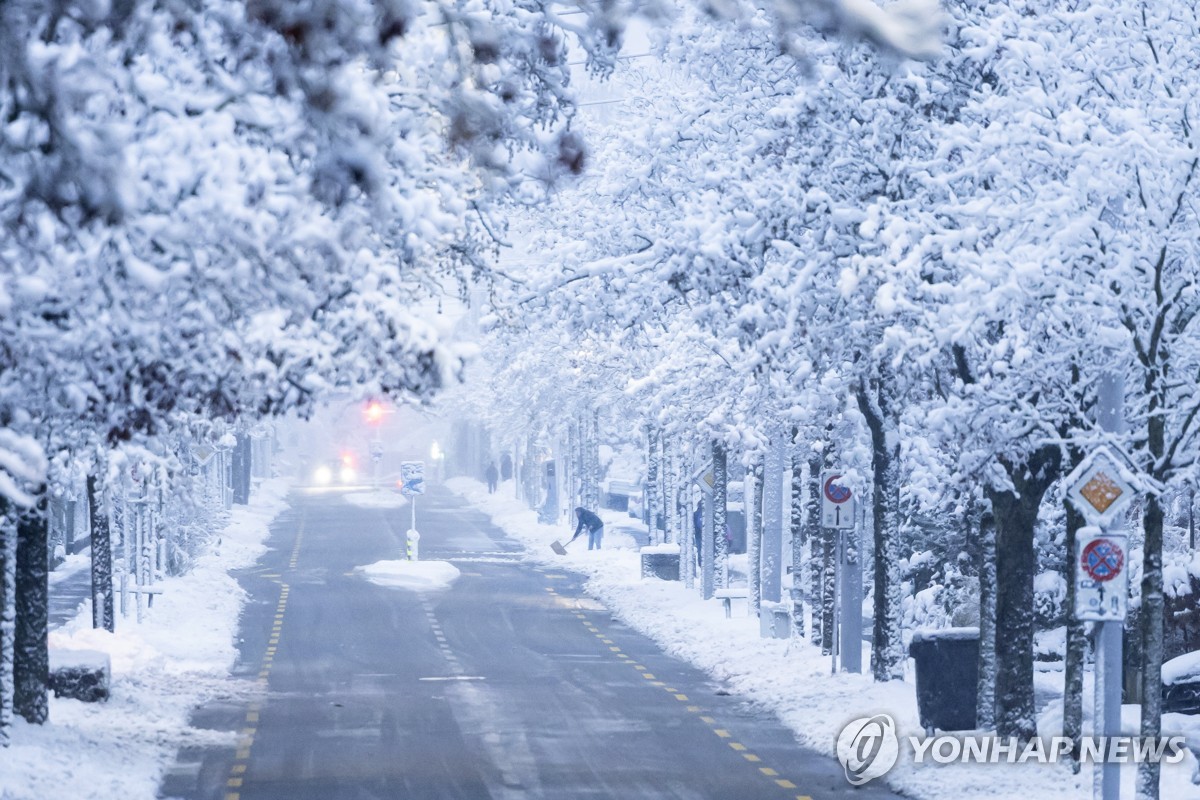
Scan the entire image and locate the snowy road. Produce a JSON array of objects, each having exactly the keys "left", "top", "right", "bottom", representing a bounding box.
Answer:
[{"left": 161, "top": 485, "right": 903, "bottom": 800}]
